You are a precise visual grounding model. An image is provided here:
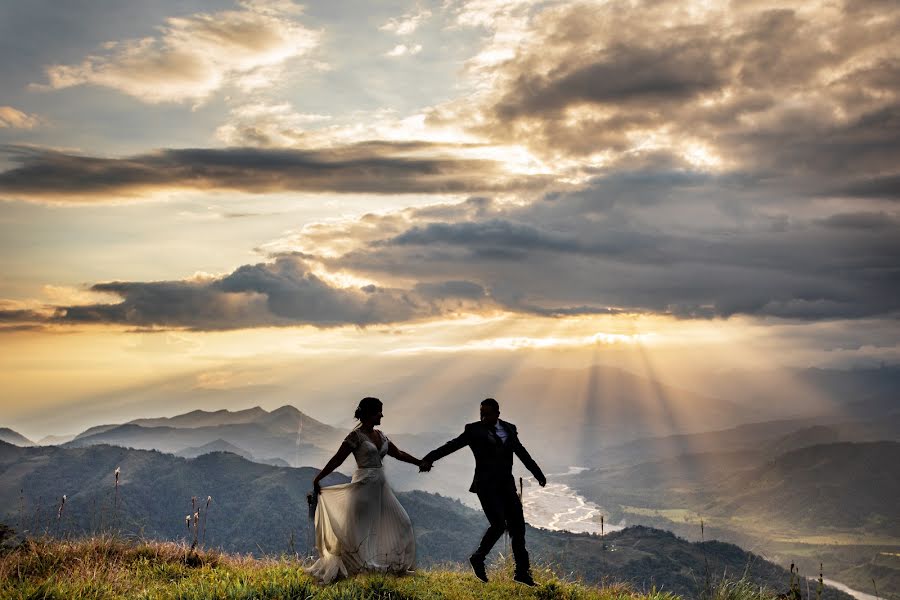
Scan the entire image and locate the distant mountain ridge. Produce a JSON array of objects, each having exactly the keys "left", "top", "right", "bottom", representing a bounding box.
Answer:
[
  {"left": 61, "top": 404, "right": 479, "bottom": 502},
  {"left": 35, "top": 433, "right": 76, "bottom": 446},
  {"left": 570, "top": 441, "right": 900, "bottom": 536},
  {"left": 174, "top": 438, "right": 254, "bottom": 460},
  {"left": 0, "top": 428, "right": 32, "bottom": 446},
  {"left": 589, "top": 414, "right": 900, "bottom": 469},
  {"left": 130, "top": 406, "right": 269, "bottom": 429},
  {"left": 67, "top": 405, "right": 345, "bottom": 465},
  {"left": 710, "top": 441, "right": 900, "bottom": 534}
]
